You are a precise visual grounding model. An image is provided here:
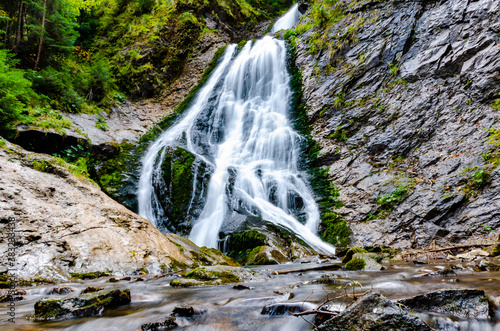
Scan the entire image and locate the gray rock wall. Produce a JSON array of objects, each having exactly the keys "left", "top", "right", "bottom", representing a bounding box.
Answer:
[{"left": 294, "top": 0, "right": 500, "bottom": 248}]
